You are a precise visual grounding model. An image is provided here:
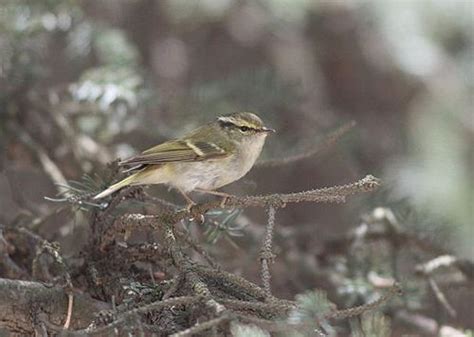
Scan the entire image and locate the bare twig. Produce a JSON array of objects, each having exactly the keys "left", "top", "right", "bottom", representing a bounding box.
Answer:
[
  {"left": 258, "top": 121, "right": 356, "bottom": 168},
  {"left": 416, "top": 255, "right": 459, "bottom": 275},
  {"left": 427, "top": 277, "right": 457, "bottom": 318},
  {"left": 63, "top": 293, "right": 74, "bottom": 329},
  {"left": 10, "top": 122, "right": 68, "bottom": 193}
]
